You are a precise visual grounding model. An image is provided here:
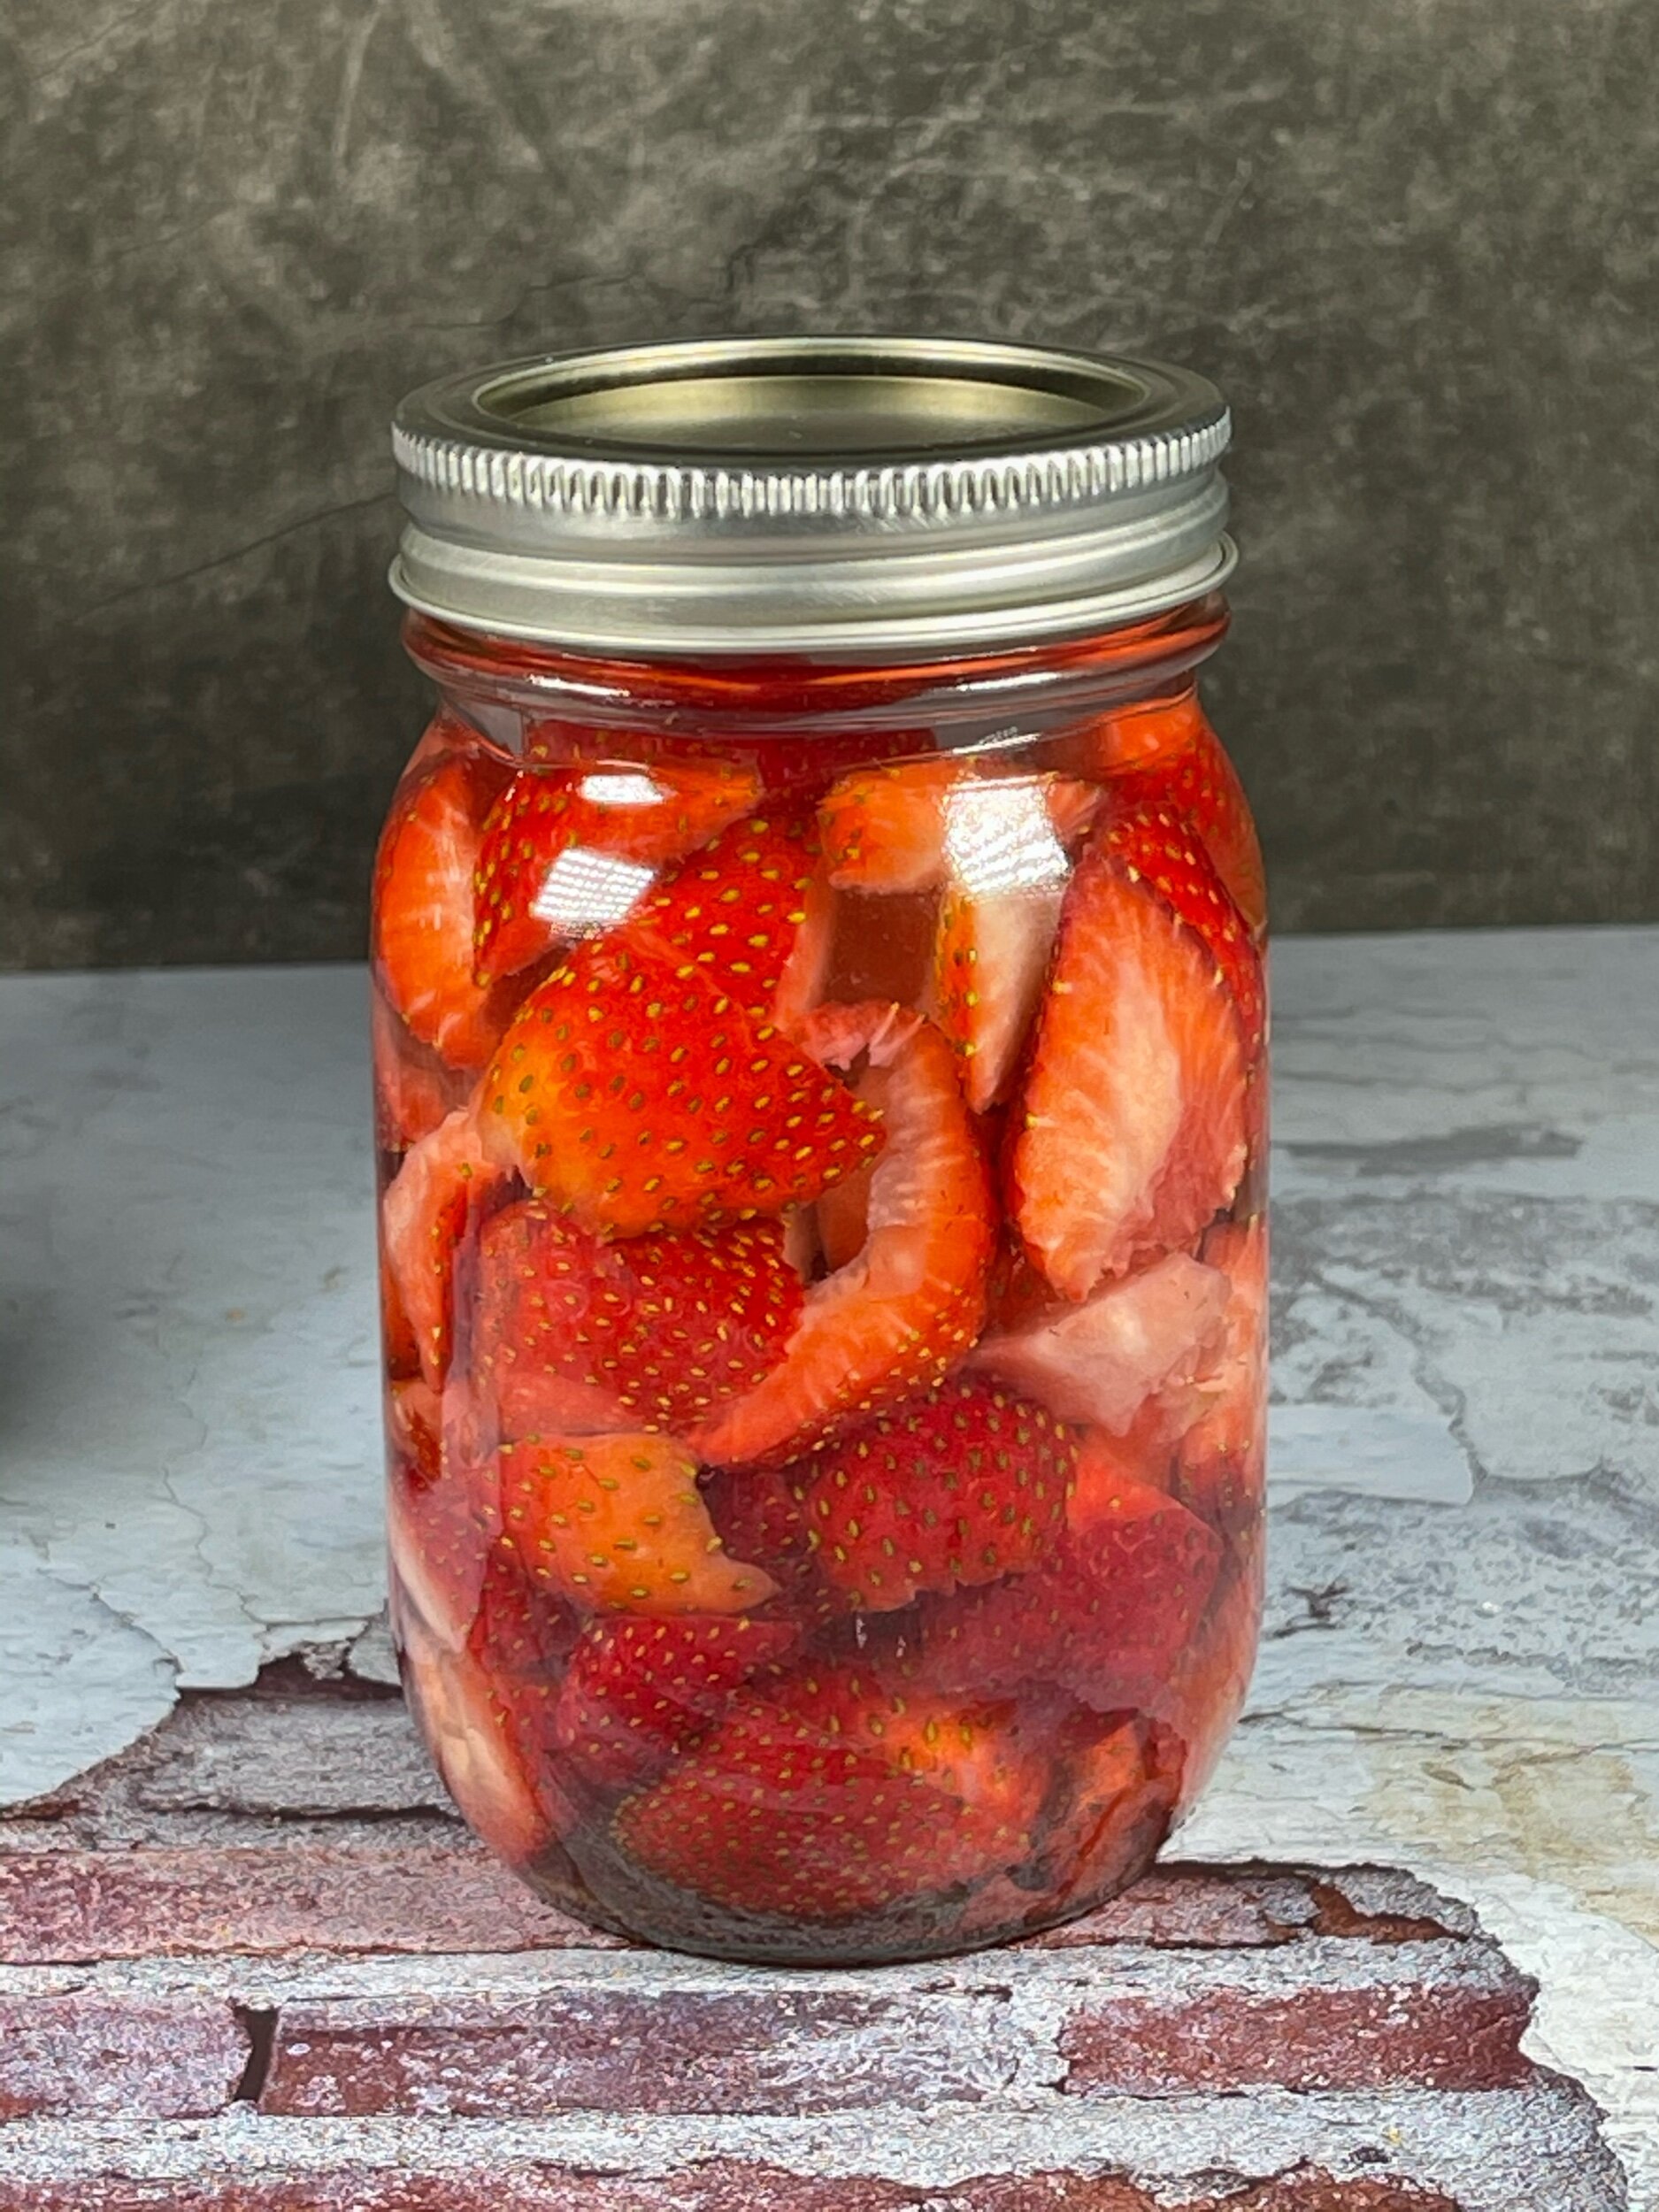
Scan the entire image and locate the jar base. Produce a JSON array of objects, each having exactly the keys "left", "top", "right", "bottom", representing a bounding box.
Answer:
[{"left": 510, "top": 1792, "right": 1176, "bottom": 1970}]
